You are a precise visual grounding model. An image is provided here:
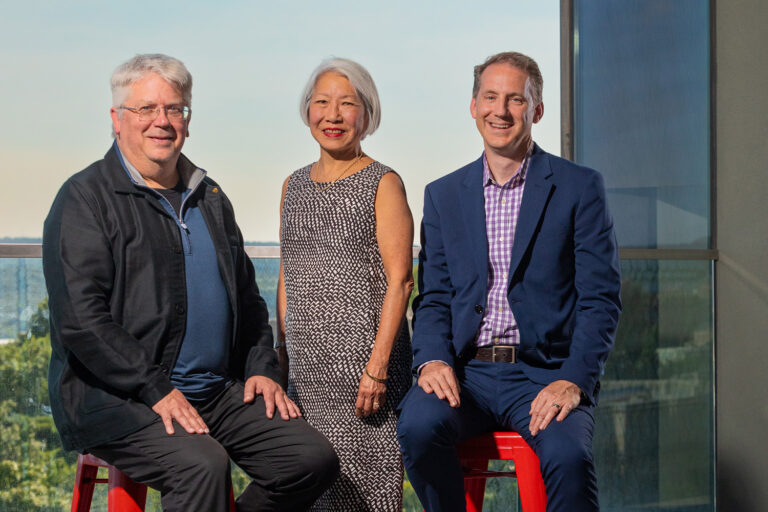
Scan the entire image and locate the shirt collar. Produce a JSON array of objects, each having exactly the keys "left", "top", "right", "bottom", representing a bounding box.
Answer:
[
  {"left": 482, "top": 142, "right": 533, "bottom": 187},
  {"left": 112, "top": 140, "right": 207, "bottom": 192}
]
